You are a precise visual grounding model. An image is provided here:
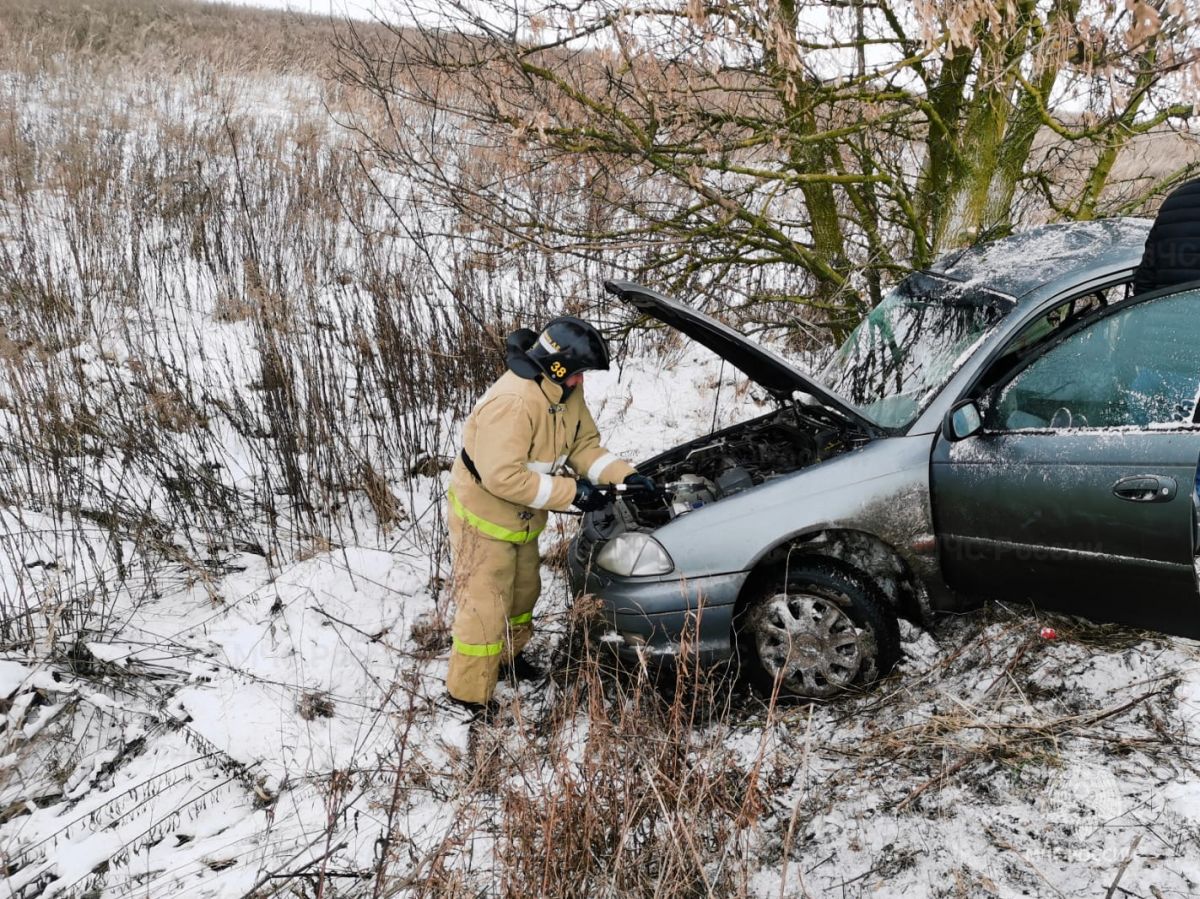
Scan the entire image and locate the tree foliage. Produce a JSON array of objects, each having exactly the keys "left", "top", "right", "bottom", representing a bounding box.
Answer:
[{"left": 337, "top": 0, "right": 1200, "bottom": 335}]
